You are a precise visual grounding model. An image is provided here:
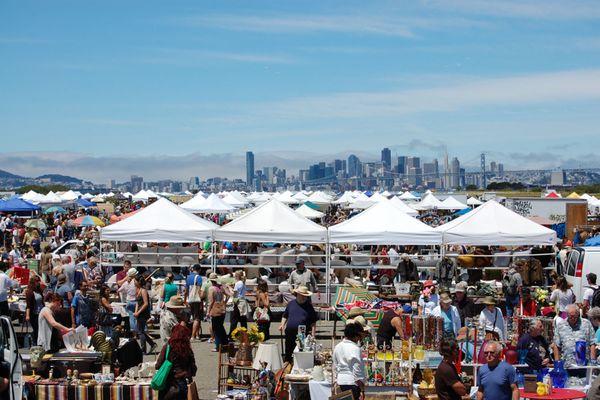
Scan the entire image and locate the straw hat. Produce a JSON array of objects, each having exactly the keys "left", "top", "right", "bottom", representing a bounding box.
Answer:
[
  {"left": 347, "top": 307, "right": 366, "bottom": 319},
  {"left": 293, "top": 285, "right": 313, "bottom": 297},
  {"left": 454, "top": 281, "right": 468, "bottom": 293},
  {"left": 208, "top": 272, "right": 219, "bottom": 282},
  {"left": 439, "top": 293, "right": 453, "bottom": 304},
  {"left": 482, "top": 296, "right": 497, "bottom": 305},
  {"left": 166, "top": 295, "right": 186, "bottom": 309},
  {"left": 127, "top": 268, "right": 138, "bottom": 278},
  {"left": 347, "top": 315, "right": 372, "bottom": 332}
]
